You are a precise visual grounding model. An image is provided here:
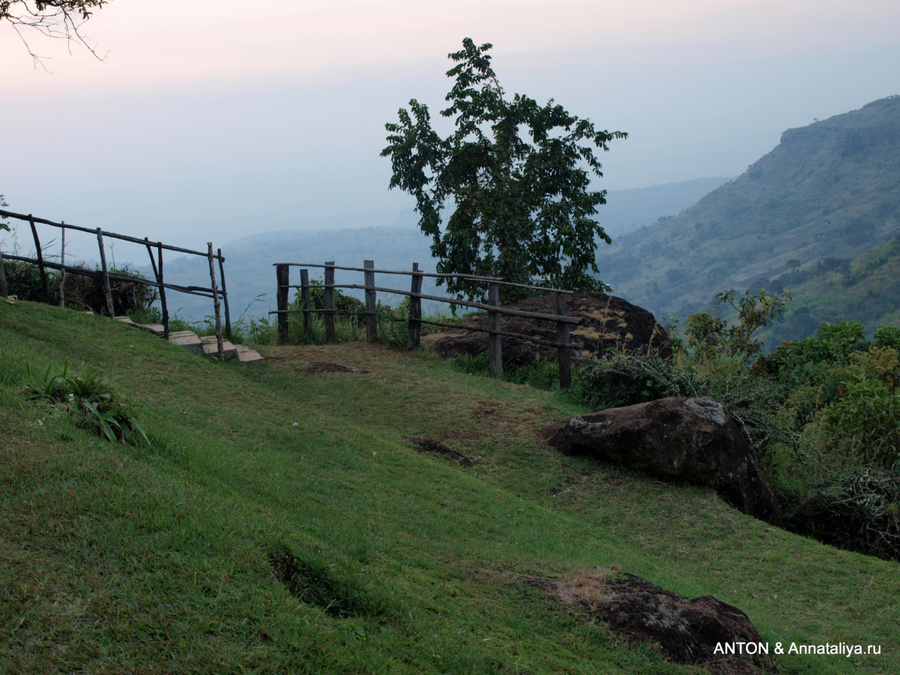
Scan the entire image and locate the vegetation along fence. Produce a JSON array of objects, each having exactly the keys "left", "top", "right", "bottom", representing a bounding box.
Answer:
[
  {"left": 272, "top": 261, "right": 582, "bottom": 388},
  {"left": 0, "top": 208, "right": 232, "bottom": 356}
]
